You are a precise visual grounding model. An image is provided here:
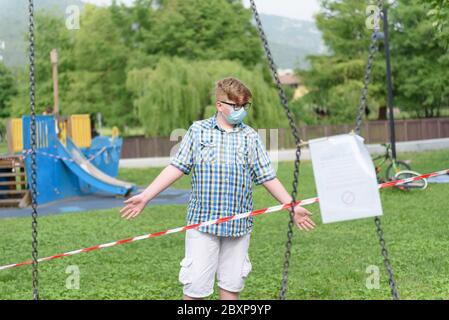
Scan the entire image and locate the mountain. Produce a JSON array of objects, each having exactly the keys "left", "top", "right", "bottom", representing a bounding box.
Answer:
[
  {"left": 0, "top": 0, "right": 84, "bottom": 68},
  {"left": 257, "top": 14, "right": 326, "bottom": 70},
  {"left": 0, "top": 1, "right": 324, "bottom": 70}
]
